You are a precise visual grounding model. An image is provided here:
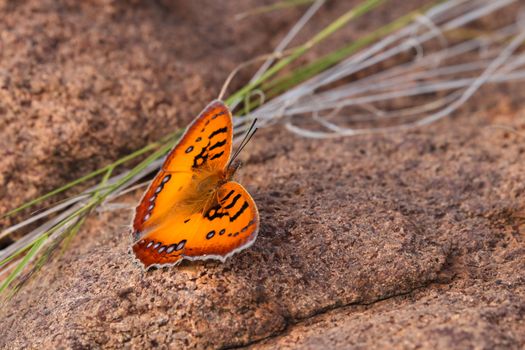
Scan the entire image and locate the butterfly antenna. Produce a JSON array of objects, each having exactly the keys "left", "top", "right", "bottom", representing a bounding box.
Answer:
[
  {"left": 231, "top": 128, "right": 258, "bottom": 165},
  {"left": 231, "top": 120, "right": 258, "bottom": 163},
  {"left": 228, "top": 119, "right": 258, "bottom": 167}
]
